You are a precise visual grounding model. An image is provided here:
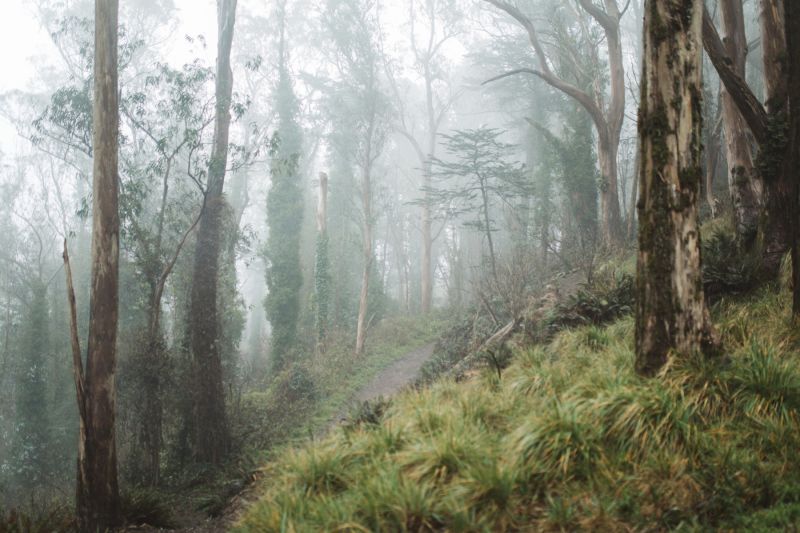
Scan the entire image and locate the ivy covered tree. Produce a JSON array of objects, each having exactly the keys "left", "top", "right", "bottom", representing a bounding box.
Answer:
[
  {"left": 264, "top": 2, "right": 304, "bottom": 371},
  {"left": 314, "top": 171, "right": 331, "bottom": 348}
]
